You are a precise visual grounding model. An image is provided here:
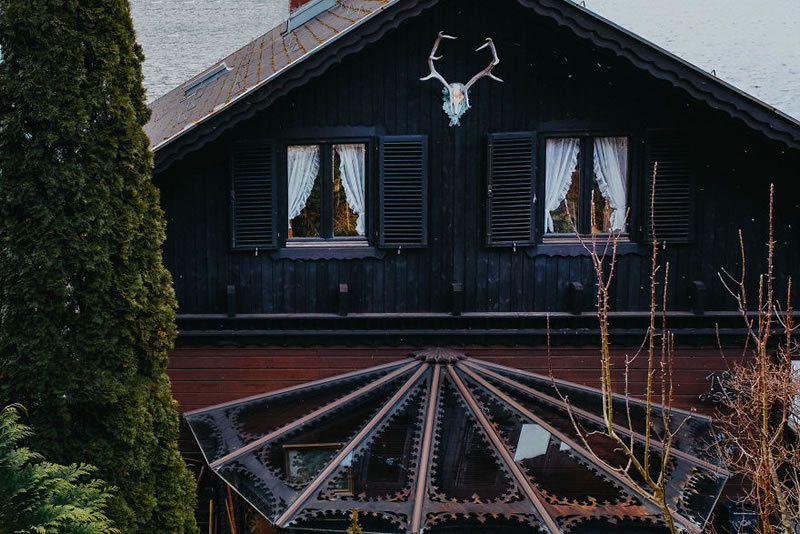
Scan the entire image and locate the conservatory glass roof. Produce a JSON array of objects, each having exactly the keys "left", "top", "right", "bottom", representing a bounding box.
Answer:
[{"left": 185, "top": 348, "right": 729, "bottom": 534}]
